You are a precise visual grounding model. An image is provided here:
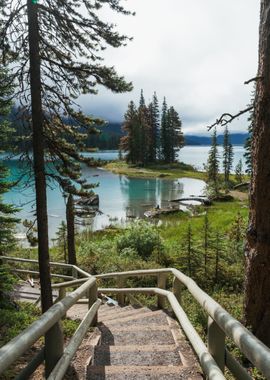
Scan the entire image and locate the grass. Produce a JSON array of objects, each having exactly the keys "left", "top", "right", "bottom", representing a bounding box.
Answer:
[{"left": 104, "top": 160, "right": 206, "bottom": 180}]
